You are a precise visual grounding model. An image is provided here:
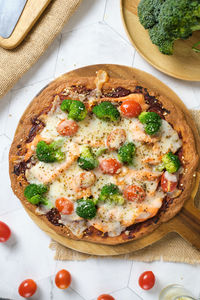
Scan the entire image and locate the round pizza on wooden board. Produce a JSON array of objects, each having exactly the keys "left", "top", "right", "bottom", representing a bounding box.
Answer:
[{"left": 9, "top": 64, "right": 199, "bottom": 246}]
